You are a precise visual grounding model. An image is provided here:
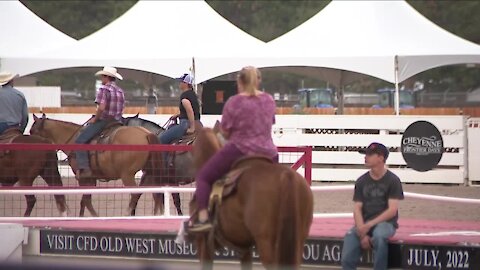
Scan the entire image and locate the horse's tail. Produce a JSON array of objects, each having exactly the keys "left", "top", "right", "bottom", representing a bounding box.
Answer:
[
  {"left": 275, "top": 169, "right": 301, "bottom": 269},
  {"left": 144, "top": 133, "right": 164, "bottom": 184}
]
